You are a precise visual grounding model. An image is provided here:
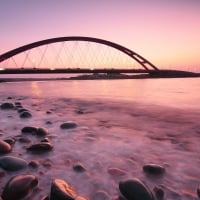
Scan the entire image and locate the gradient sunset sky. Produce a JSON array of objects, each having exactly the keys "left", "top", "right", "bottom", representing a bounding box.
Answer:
[{"left": 0, "top": 0, "right": 200, "bottom": 70}]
